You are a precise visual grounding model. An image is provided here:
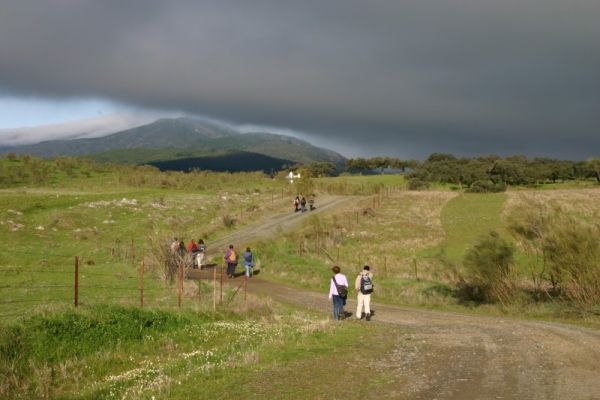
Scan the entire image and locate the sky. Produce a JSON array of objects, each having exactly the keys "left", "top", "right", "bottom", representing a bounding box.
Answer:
[{"left": 1, "top": 0, "right": 599, "bottom": 159}]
